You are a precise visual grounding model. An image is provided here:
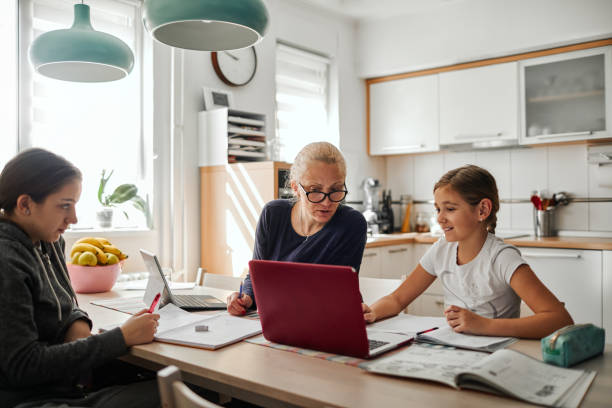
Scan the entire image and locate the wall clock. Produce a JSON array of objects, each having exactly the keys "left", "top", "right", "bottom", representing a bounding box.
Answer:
[{"left": 211, "top": 47, "right": 257, "bottom": 87}]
